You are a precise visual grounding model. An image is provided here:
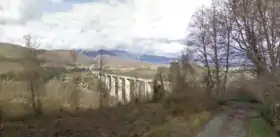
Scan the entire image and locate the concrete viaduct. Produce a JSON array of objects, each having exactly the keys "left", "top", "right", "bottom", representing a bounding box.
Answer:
[{"left": 90, "top": 70, "right": 171, "bottom": 104}]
